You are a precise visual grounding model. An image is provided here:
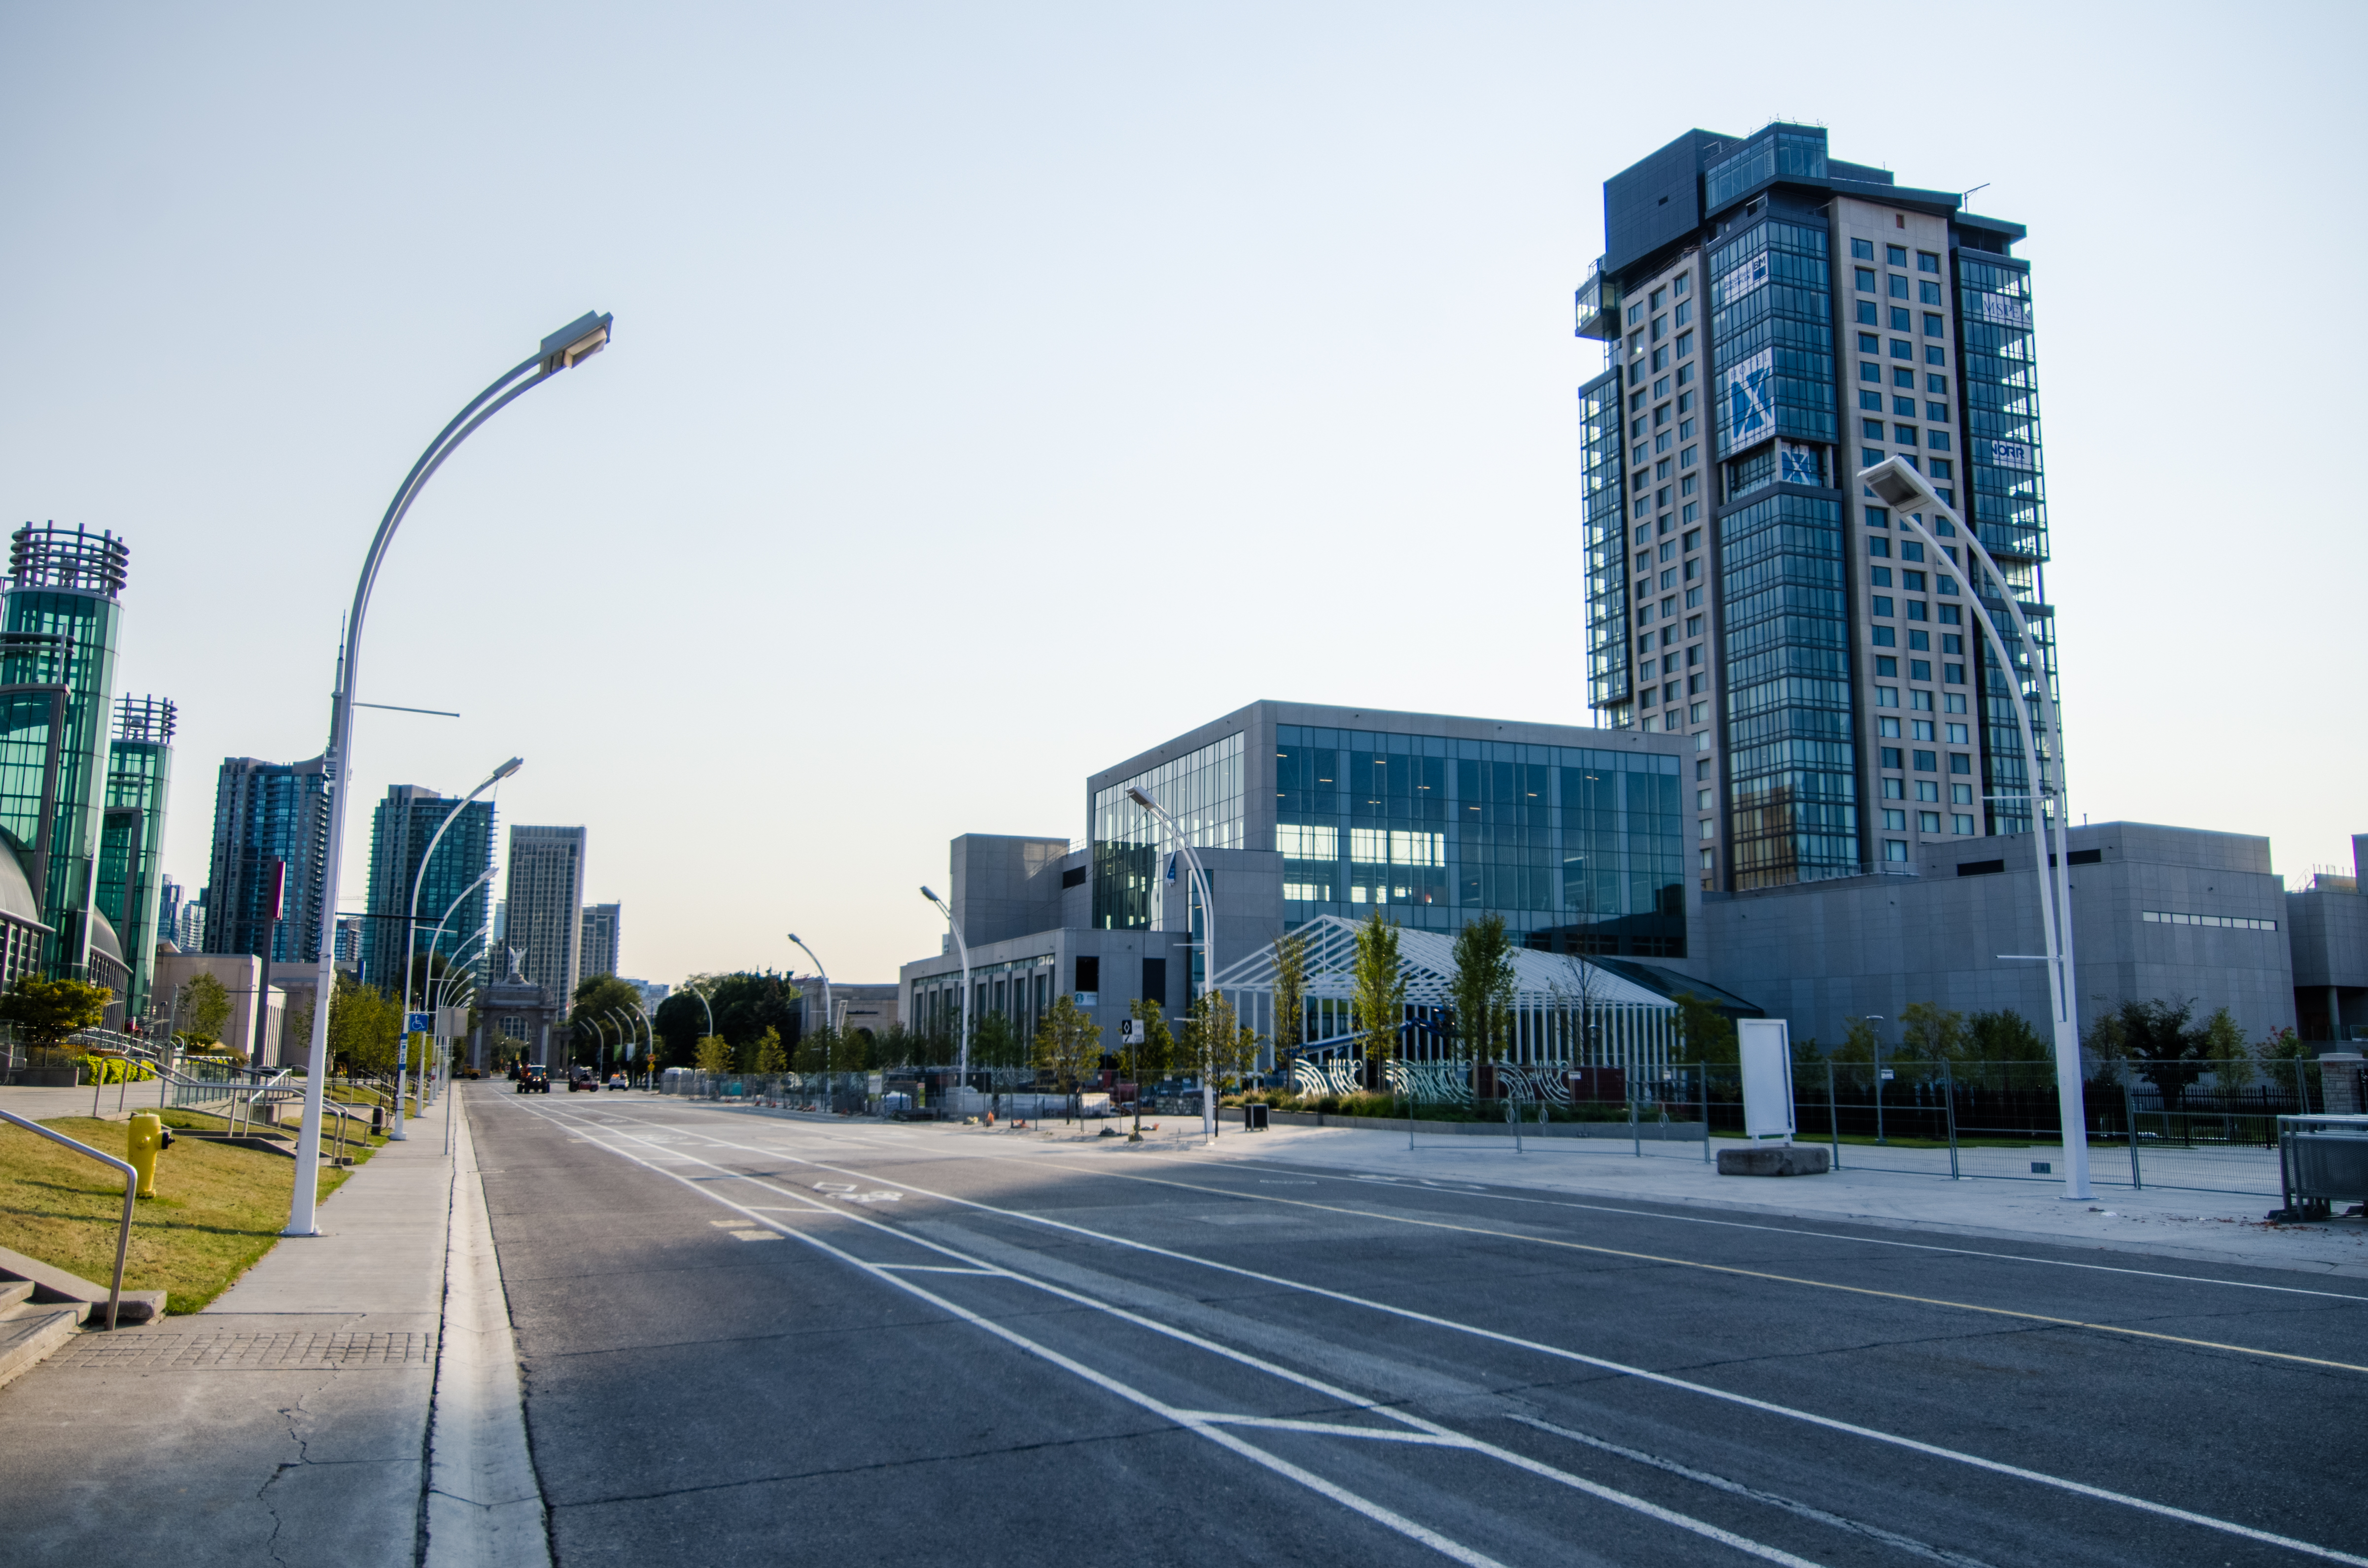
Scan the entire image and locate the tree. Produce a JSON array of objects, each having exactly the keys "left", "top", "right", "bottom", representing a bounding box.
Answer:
[
  {"left": 1670, "top": 992, "right": 1737, "bottom": 1066},
  {"left": 793, "top": 1024, "right": 831, "bottom": 1074},
  {"left": 0, "top": 975, "right": 112, "bottom": 1048},
  {"left": 2096, "top": 998, "right": 2208, "bottom": 1109},
  {"left": 570, "top": 974, "right": 647, "bottom": 1061},
  {"left": 655, "top": 971, "right": 801, "bottom": 1065},
  {"left": 1832, "top": 1016, "right": 1881, "bottom": 1065},
  {"left": 1352, "top": 911, "right": 1406, "bottom": 1090},
  {"left": 971, "top": 1012, "right": 1024, "bottom": 1078},
  {"left": 2258, "top": 1025, "right": 2309, "bottom": 1062},
  {"left": 694, "top": 1034, "right": 732, "bottom": 1075},
  {"left": 1123, "top": 997, "right": 1173, "bottom": 1134},
  {"left": 2199, "top": 1007, "right": 2254, "bottom": 1090},
  {"left": 753, "top": 1026, "right": 787, "bottom": 1075},
  {"left": 1965, "top": 1008, "right": 2049, "bottom": 1063},
  {"left": 176, "top": 973, "right": 233, "bottom": 1047},
  {"left": 1898, "top": 1001, "right": 1967, "bottom": 1063},
  {"left": 1033, "top": 994, "right": 1101, "bottom": 1122},
  {"left": 831, "top": 1026, "right": 870, "bottom": 1074},
  {"left": 1449, "top": 914, "right": 1516, "bottom": 1066},
  {"left": 1272, "top": 928, "right": 1307, "bottom": 1069},
  {"left": 327, "top": 973, "right": 403, "bottom": 1075}
]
